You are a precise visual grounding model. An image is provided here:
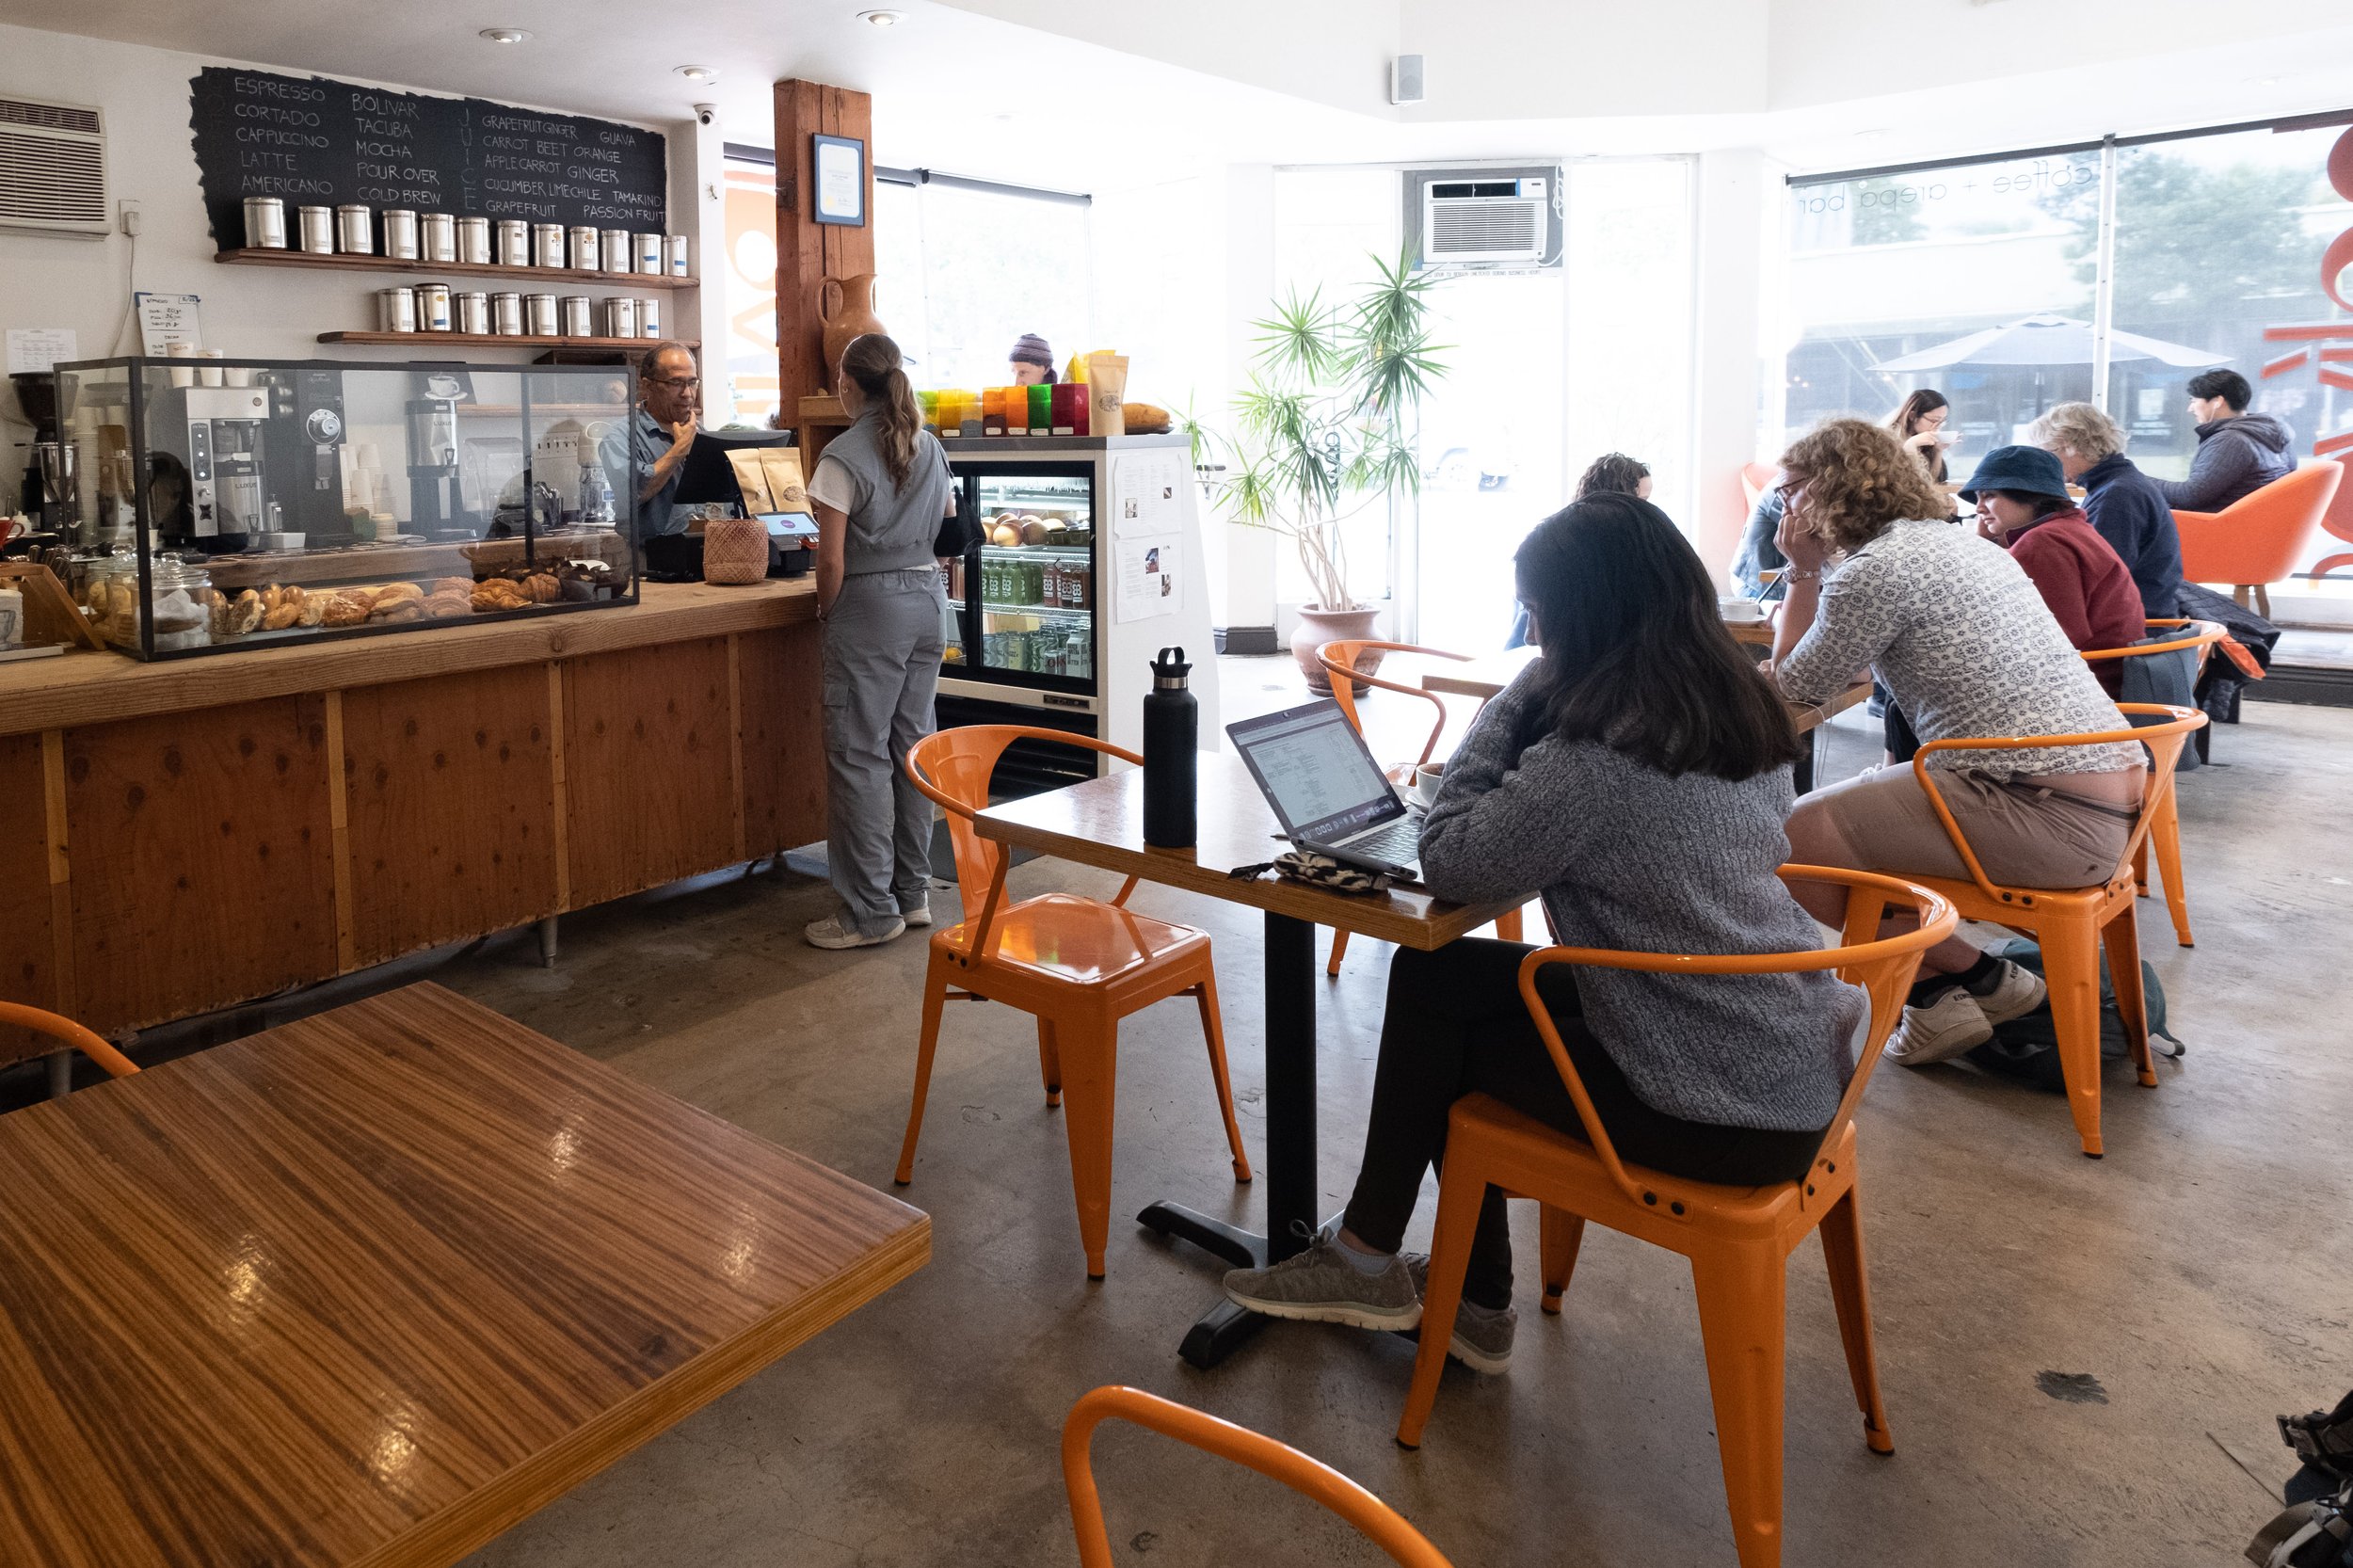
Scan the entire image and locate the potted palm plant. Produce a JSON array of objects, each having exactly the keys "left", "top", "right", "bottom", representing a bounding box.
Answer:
[{"left": 1195, "top": 252, "right": 1447, "bottom": 693}]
